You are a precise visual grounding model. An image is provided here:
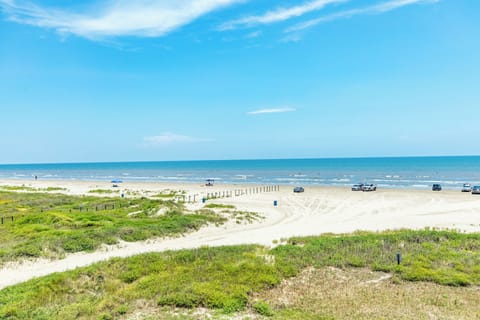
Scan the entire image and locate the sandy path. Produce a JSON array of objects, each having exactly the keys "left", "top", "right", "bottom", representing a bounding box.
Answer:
[{"left": 1, "top": 182, "right": 480, "bottom": 290}]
